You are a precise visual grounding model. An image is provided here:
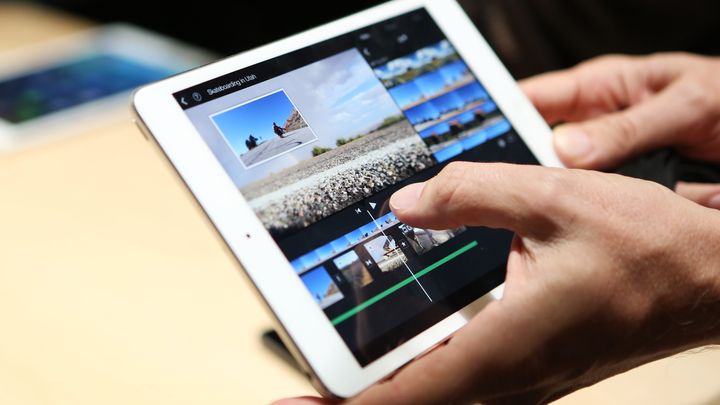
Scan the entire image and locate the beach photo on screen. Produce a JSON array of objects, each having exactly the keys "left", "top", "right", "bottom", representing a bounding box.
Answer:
[
  {"left": 211, "top": 89, "right": 315, "bottom": 169},
  {"left": 417, "top": 94, "right": 508, "bottom": 161},
  {"left": 334, "top": 250, "right": 374, "bottom": 289},
  {"left": 362, "top": 234, "right": 408, "bottom": 273},
  {"left": 419, "top": 108, "right": 486, "bottom": 150},
  {"left": 373, "top": 40, "right": 460, "bottom": 88},
  {"left": 398, "top": 224, "right": 466, "bottom": 256},
  {"left": 409, "top": 85, "right": 489, "bottom": 133},
  {"left": 388, "top": 81, "right": 424, "bottom": 110},
  {"left": 300, "top": 265, "right": 344, "bottom": 309}
]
